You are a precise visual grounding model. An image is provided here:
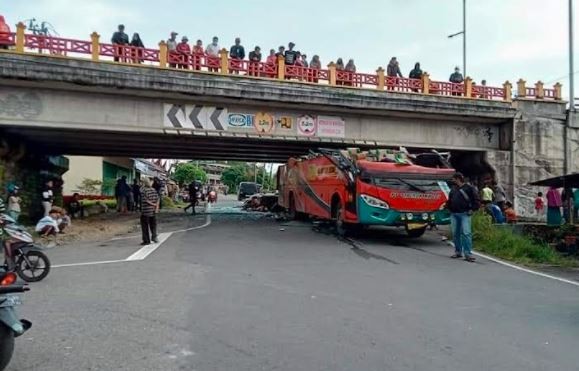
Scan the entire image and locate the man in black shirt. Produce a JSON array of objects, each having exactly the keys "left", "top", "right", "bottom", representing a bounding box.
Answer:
[
  {"left": 183, "top": 181, "right": 199, "bottom": 215},
  {"left": 229, "top": 37, "right": 245, "bottom": 59},
  {"left": 284, "top": 42, "right": 298, "bottom": 66},
  {"left": 111, "top": 24, "right": 129, "bottom": 62},
  {"left": 446, "top": 172, "right": 480, "bottom": 262}
]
